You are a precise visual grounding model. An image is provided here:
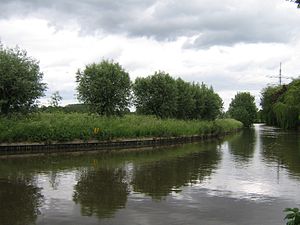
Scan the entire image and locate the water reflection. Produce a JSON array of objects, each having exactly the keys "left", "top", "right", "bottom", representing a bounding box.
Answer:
[
  {"left": 131, "top": 143, "right": 221, "bottom": 200},
  {"left": 260, "top": 125, "right": 300, "bottom": 177},
  {"left": 73, "top": 167, "right": 129, "bottom": 218},
  {"left": 227, "top": 129, "right": 256, "bottom": 162},
  {"left": 0, "top": 177, "right": 43, "bottom": 225},
  {"left": 0, "top": 126, "right": 300, "bottom": 225}
]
